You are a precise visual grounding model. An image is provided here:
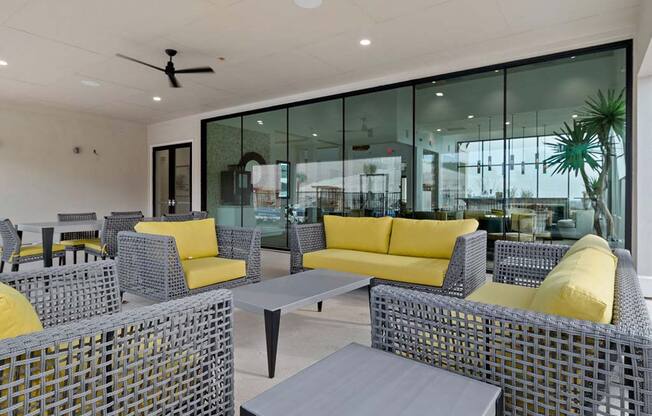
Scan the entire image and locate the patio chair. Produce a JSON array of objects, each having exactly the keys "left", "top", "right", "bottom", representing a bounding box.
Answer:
[
  {"left": 0, "top": 218, "right": 66, "bottom": 272},
  {"left": 118, "top": 223, "right": 261, "bottom": 301},
  {"left": 163, "top": 212, "right": 195, "bottom": 221},
  {"left": 110, "top": 210, "right": 143, "bottom": 216},
  {"left": 370, "top": 241, "right": 652, "bottom": 416},
  {"left": 0, "top": 261, "right": 234, "bottom": 415},
  {"left": 57, "top": 212, "right": 98, "bottom": 264},
  {"left": 83, "top": 214, "right": 142, "bottom": 260},
  {"left": 192, "top": 210, "right": 209, "bottom": 219}
]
